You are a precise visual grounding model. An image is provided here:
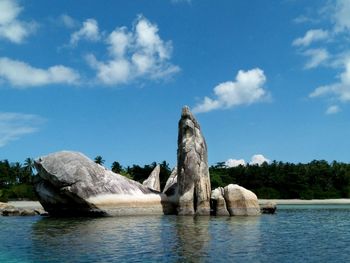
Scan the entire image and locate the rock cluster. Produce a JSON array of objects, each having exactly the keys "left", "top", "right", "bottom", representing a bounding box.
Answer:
[
  {"left": 0, "top": 202, "right": 47, "bottom": 216},
  {"left": 33, "top": 106, "right": 265, "bottom": 217}
]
